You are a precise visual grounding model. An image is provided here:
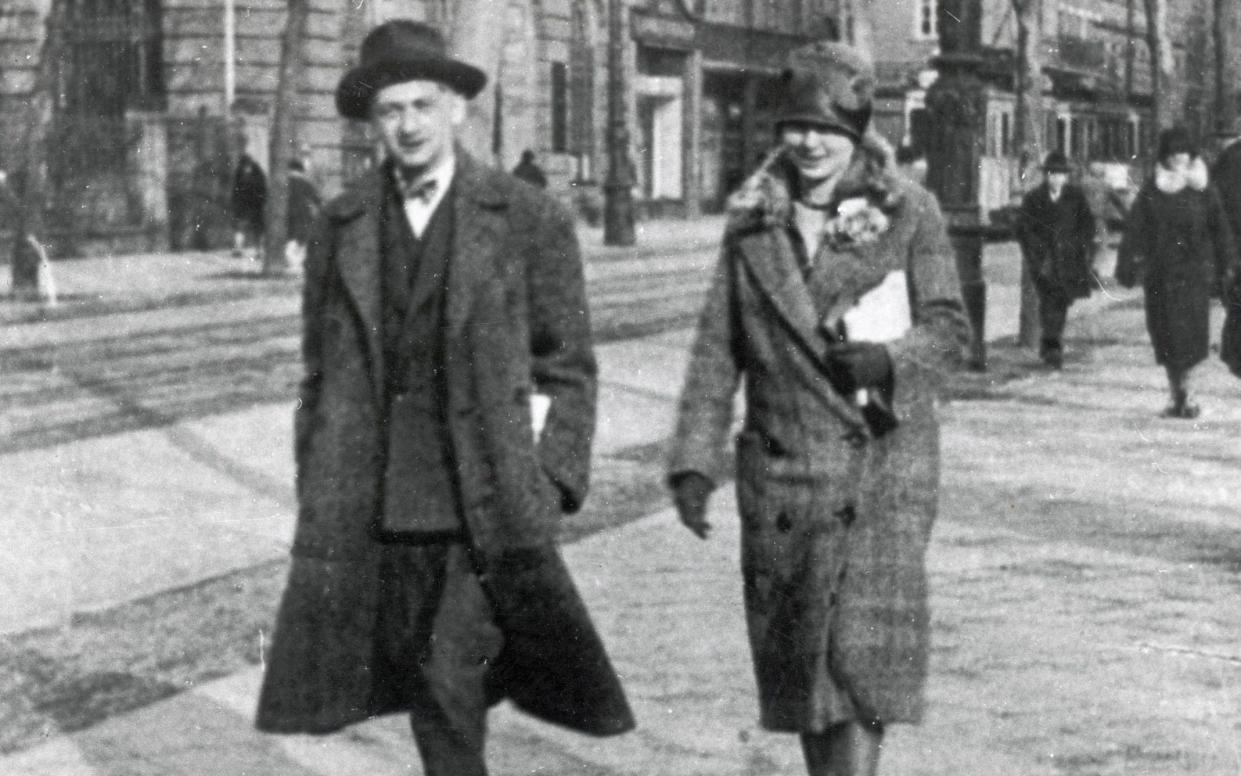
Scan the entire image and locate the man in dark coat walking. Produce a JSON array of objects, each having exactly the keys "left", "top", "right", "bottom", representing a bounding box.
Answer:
[
  {"left": 254, "top": 20, "right": 633, "bottom": 775},
  {"left": 511, "top": 148, "right": 548, "bottom": 189},
  {"left": 1015, "top": 150, "right": 1098, "bottom": 368},
  {"left": 230, "top": 136, "right": 267, "bottom": 259},
  {"left": 1210, "top": 118, "right": 1241, "bottom": 273}
]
